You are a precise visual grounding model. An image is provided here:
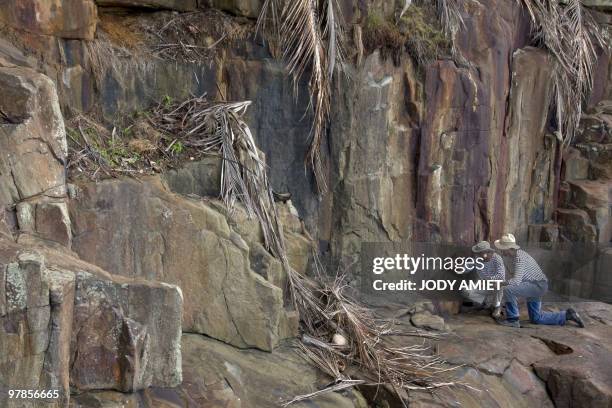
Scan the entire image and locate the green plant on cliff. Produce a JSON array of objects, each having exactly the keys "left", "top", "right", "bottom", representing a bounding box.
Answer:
[
  {"left": 518, "top": 0, "right": 608, "bottom": 146},
  {"left": 66, "top": 114, "right": 163, "bottom": 180}
]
